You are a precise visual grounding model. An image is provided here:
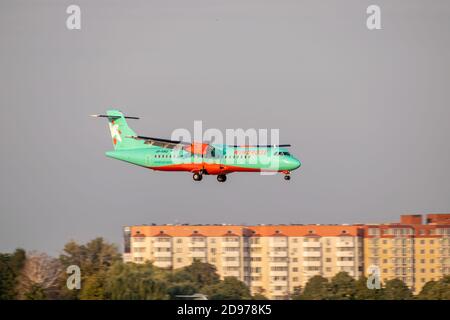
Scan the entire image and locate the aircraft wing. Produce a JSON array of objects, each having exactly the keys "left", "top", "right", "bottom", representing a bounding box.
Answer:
[{"left": 130, "top": 136, "right": 191, "bottom": 149}]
